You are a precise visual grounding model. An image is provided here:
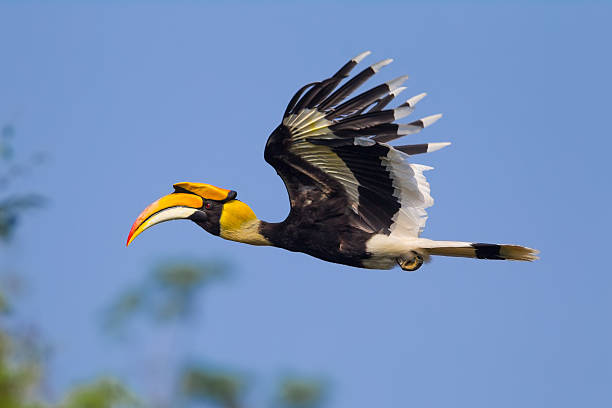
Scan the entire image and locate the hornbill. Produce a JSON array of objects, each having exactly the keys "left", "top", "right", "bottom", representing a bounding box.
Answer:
[{"left": 127, "top": 52, "right": 538, "bottom": 271}]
